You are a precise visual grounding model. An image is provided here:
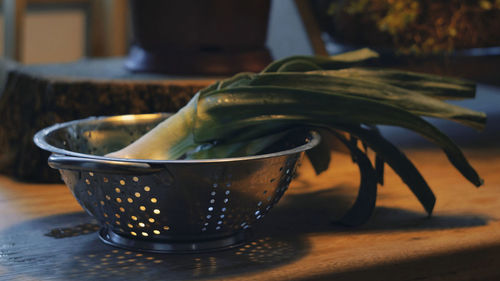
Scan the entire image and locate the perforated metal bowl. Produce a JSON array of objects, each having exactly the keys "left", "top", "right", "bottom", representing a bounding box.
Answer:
[{"left": 34, "top": 113, "right": 319, "bottom": 253}]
